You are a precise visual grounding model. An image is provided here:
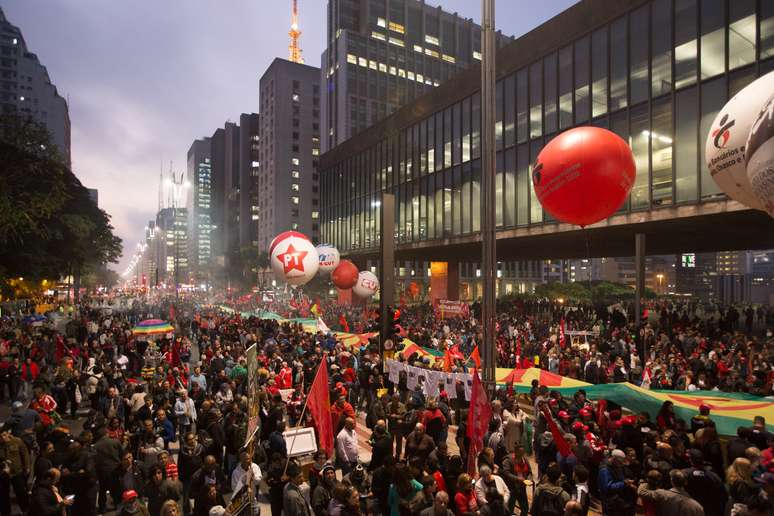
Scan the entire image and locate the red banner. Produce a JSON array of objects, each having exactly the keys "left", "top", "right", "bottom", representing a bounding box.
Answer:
[{"left": 434, "top": 299, "right": 470, "bottom": 319}]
